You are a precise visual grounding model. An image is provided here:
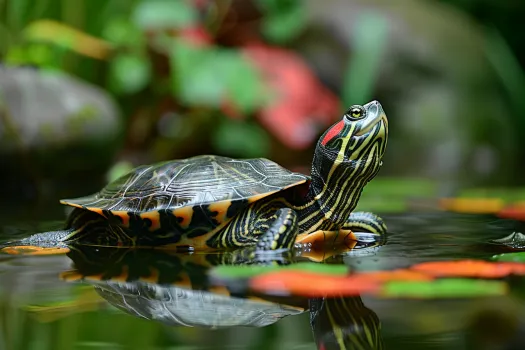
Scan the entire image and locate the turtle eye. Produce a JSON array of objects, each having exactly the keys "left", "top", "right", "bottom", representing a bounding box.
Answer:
[{"left": 345, "top": 105, "right": 366, "bottom": 120}]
